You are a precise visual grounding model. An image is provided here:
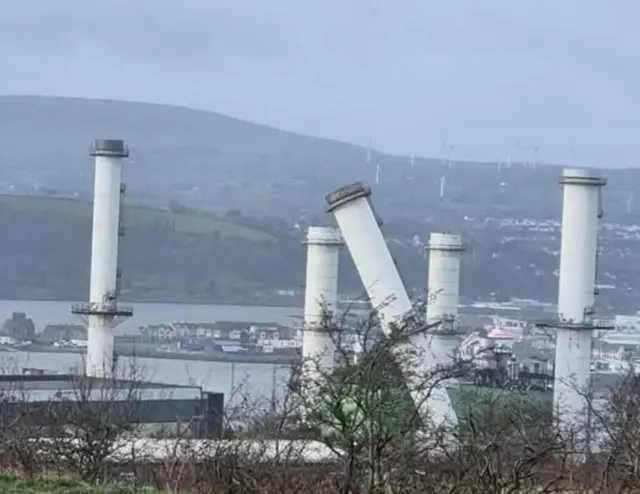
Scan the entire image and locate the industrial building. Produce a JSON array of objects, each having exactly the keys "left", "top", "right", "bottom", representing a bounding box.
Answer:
[{"left": 0, "top": 371, "right": 224, "bottom": 438}]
